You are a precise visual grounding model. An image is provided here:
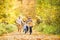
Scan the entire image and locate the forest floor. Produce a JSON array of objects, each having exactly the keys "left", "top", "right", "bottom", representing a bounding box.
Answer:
[{"left": 0, "top": 30, "right": 60, "bottom": 40}]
